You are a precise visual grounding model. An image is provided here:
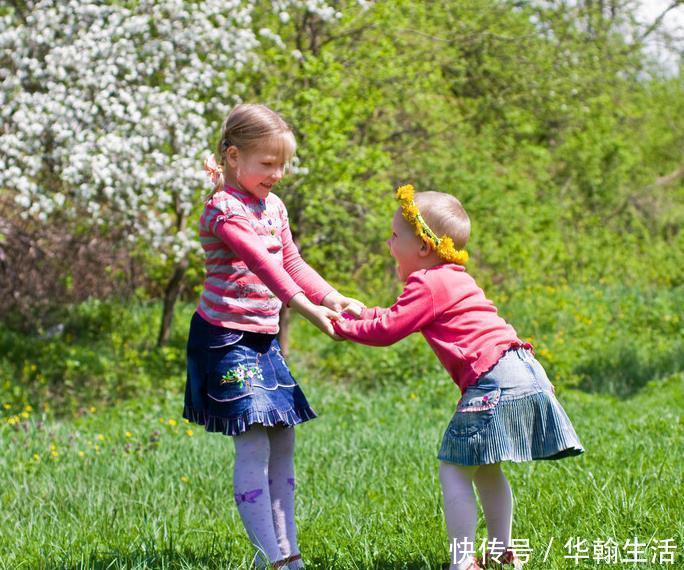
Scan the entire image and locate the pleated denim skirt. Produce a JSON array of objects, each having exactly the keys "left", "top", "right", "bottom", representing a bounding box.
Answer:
[
  {"left": 183, "top": 312, "right": 317, "bottom": 436},
  {"left": 438, "top": 347, "right": 584, "bottom": 465}
]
